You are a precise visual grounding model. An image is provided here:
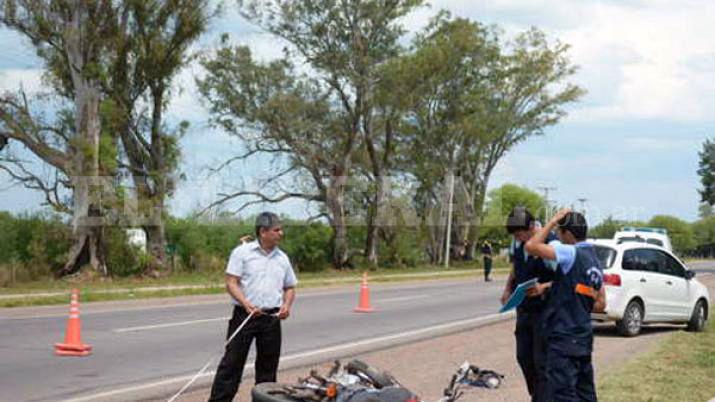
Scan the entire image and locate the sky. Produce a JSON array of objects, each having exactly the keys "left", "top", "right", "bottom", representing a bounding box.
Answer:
[{"left": 0, "top": 0, "right": 713, "bottom": 225}]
